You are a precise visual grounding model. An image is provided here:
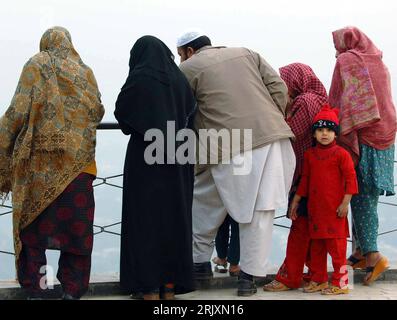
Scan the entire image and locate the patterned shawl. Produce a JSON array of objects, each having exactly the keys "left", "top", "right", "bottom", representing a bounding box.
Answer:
[
  {"left": 280, "top": 63, "right": 328, "bottom": 185},
  {"left": 0, "top": 27, "right": 104, "bottom": 267},
  {"left": 329, "top": 26, "right": 396, "bottom": 164}
]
